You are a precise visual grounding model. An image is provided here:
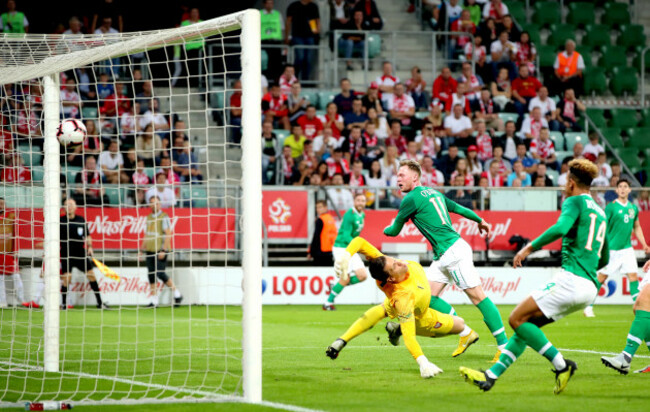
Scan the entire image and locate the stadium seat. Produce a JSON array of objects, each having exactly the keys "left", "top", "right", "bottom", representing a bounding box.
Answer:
[
  {"left": 583, "top": 67, "right": 608, "bottom": 95},
  {"left": 575, "top": 46, "right": 594, "bottom": 68},
  {"left": 546, "top": 169, "right": 560, "bottom": 184},
  {"left": 555, "top": 150, "right": 572, "bottom": 165},
  {"left": 597, "top": 46, "right": 628, "bottom": 73},
  {"left": 523, "top": 24, "right": 542, "bottom": 48},
  {"left": 639, "top": 108, "right": 650, "bottom": 126},
  {"left": 17, "top": 145, "right": 42, "bottom": 167},
  {"left": 189, "top": 186, "right": 208, "bottom": 207},
  {"left": 31, "top": 166, "right": 44, "bottom": 183},
  {"left": 617, "top": 25, "right": 646, "bottom": 51},
  {"left": 317, "top": 90, "right": 337, "bottom": 110},
  {"left": 548, "top": 131, "right": 565, "bottom": 151},
  {"left": 301, "top": 89, "right": 320, "bottom": 107},
  {"left": 599, "top": 128, "right": 624, "bottom": 148},
  {"left": 498, "top": 112, "right": 518, "bottom": 124},
  {"left": 564, "top": 132, "right": 588, "bottom": 151},
  {"left": 633, "top": 48, "right": 650, "bottom": 73},
  {"left": 537, "top": 45, "right": 557, "bottom": 68},
  {"left": 582, "top": 24, "right": 611, "bottom": 49},
  {"left": 63, "top": 167, "right": 81, "bottom": 184},
  {"left": 414, "top": 111, "right": 429, "bottom": 120},
  {"left": 506, "top": 1, "right": 527, "bottom": 24},
  {"left": 585, "top": 108, "right": 607, "bottom": 128},
  {"left": 609, "top": 109, "right": 639, "bottom": 129},
  {"left": 209, "top": 88, "right": 225, "bottom": 109},
  {"left": 81, "top": 107, "right": 98, "bottom": 119},
  {"left": 615, "top": 148, "right": 642, "bottom": 169},
  {"left": 105, "top": 187, "right": 125, "bottom": 205},
  {"left": 625, "top": 127, "right": 650, "bottom": 149},
  {"left": 567, "top": 2, "right": 595, "bottom": 27},
  {"left": 273, "top": 129, "right": 290, "bottom": 147},
  {"left": 609, "top": 67, "right": 638, "bottom": 96},
  {"left": 367, "top": 33, "right": 382, "bottom": 58},
  {"left": 532, "top": 2, "right": 560, "bottom": 27},
  {"left": 601, "top": 2, "right": 631, "bottom": 28},
  {"left": 144, "top": 167, "right": 155, "bottom": 181},
  {"left": 547, "top": 24, "right": 578, "bottom": 48}
]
